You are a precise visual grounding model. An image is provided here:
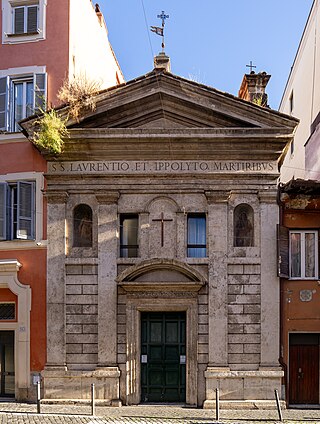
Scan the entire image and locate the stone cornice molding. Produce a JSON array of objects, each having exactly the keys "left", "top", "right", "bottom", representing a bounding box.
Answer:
[
  {"left": 0, "top": 259, "right": 21, "bottom": 274},
  {"left": 258, "top": 190, "right": 278, "bottom": 204},
  {"left": 205, "top": 190, "right": 230, "bottom": 204},
  {"left": 45, "top": 191, "right": 69, "bottom": 204},
  {"left": 95, "top": 192, "right": 120, "bottom": 204}
]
